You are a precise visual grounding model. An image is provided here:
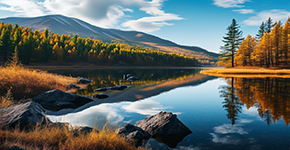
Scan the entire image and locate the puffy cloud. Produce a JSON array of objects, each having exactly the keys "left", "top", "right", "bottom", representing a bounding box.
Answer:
[
  {"left": 0, "top": 0, "right": 45, "bottom": 17},
  {"left": 233, "top": 9, "right": 254, "bottom": 14},
  {"left": 0, "top": 0, "right": 182, "bottom": 31},
  {"left": 213, "top": 0, "right": 250, "bottom": 8},
  {"left": 122, "top": 13, "right": 182, "bottom": 32},
  {"left": 243, "top": 9, "right": 290, "bottom": 26}
]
